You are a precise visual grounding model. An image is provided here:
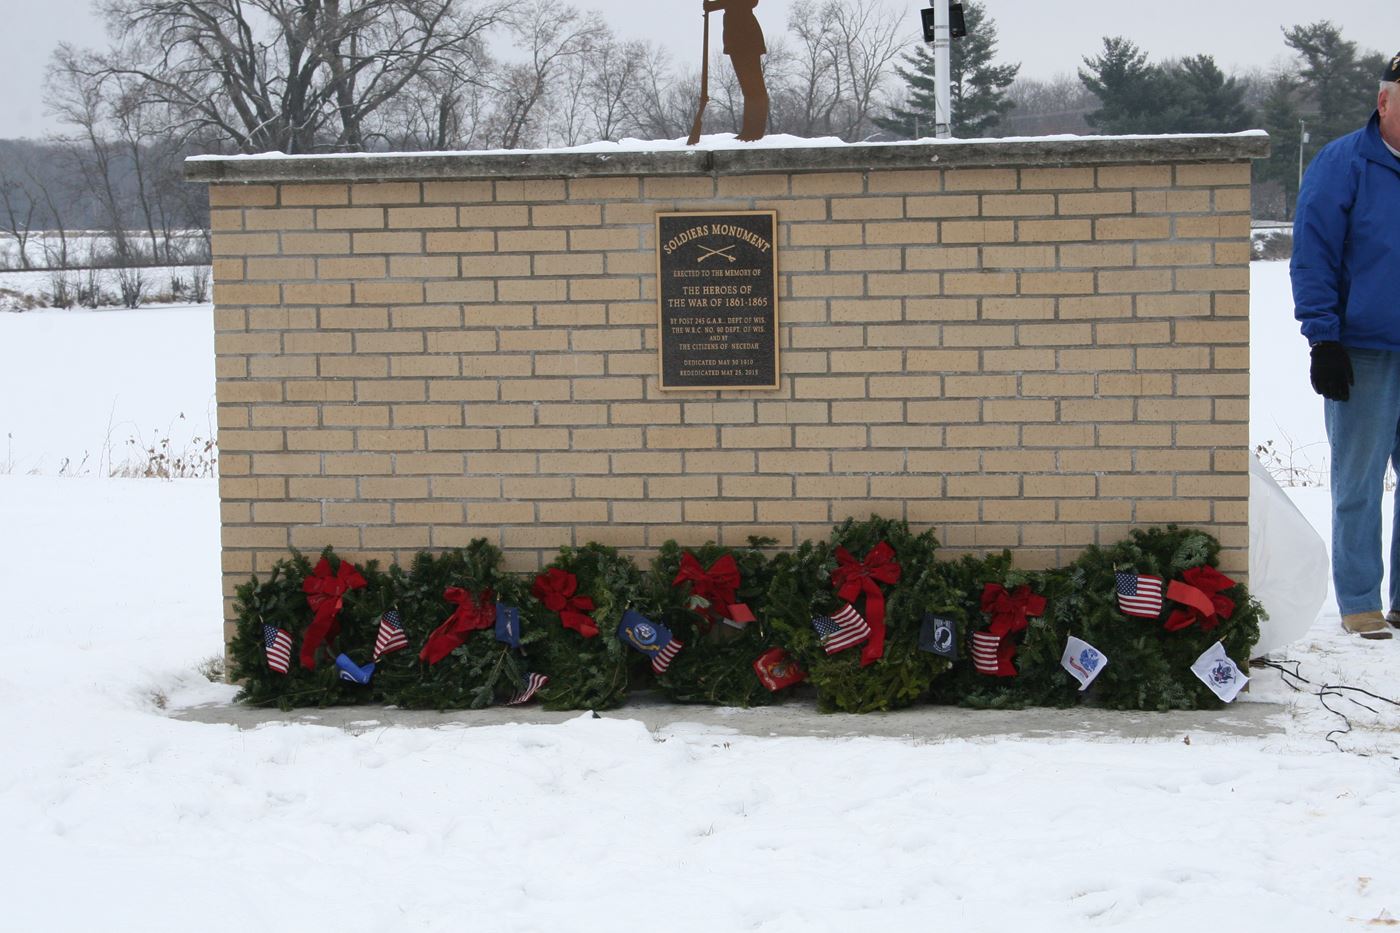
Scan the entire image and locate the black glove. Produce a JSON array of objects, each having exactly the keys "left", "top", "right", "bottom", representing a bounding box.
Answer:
[{"left": 1310, "top": 341, "right": 1353, "bottom": 401}]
